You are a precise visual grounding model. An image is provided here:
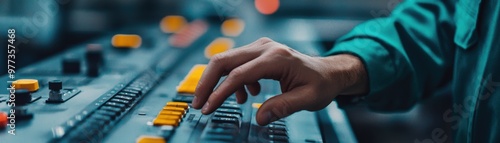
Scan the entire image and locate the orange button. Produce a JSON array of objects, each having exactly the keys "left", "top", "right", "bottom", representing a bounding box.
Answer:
[
  {"left": 176, "top": 85, "right": 197, "bottom": 94},
  {"left": 160, "top": 15, "right": 187, "bottom": 33},
  {"left": 157, "top": 113, "right": 182, "bottom": 120},
  {"left": 111, "top": 34, "right": 142, "bottom": 48},
  {"left": 163, "top": 106, "right": 186, "bottom": 113},
  {"left": 12, "top": 79, "right": 39, "bottom": 92},
  {"left": 176, "top": 64, "right": 207, "bottom": 94},
  {"left": 156, "top": 115, "right": 181, "bottom": 121},
  {"left": 153, "top": 118, "right": 179, "bottom": 126},
  {"left": 252, "top": 103, "right": 263, "bottom": 109},
  {"left": 204, "top": 38, "right": 234, "bottom": 59},
  {"left": 136, "top": 136, "right": 166, "bottom": 143},
  {"left": 0, "top": 112, "right": 7, "bottom": 128},
  {"left": 159, "top": 110, "right": 184, "bottom": 117},
  {"left": 166, "top": 102, "right": 189, "bottom": 109},
  {"left": 221, "top": 19, "right": 245, "bottom": 37}
]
